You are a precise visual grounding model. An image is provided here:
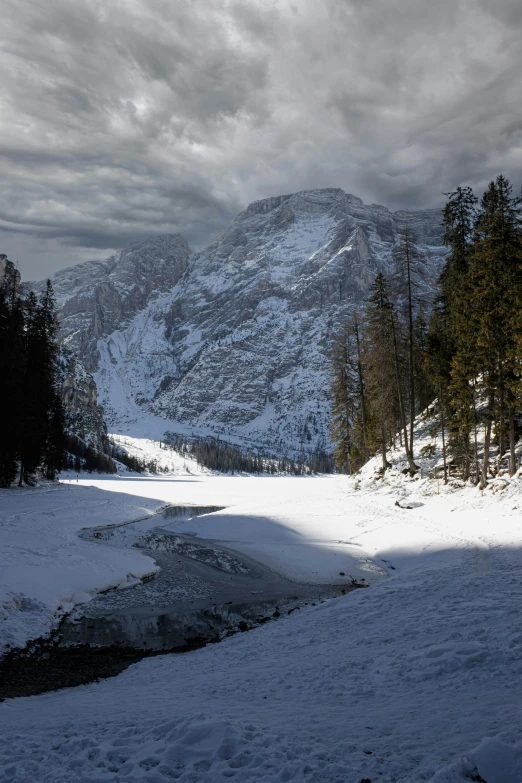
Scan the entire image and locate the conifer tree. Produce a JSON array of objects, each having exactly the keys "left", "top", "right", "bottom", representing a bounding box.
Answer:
[
  {"left": 352, "top": 315, "right": 370, "bottom": 466},
  {"left": 431, "top": 186, "right": 478, "bottom": 480},
  {"left": 330, "top": 316, "right": 371, "bottom": 473},
  {"left": 392, "top": 228, "right": 422, "bottom": 470},
  {"left": 40, "top": 281, "right": 65, "bottom": 478},
  {"left": 16, "top": 280, "right": 65, "bottom": 485},
  {"left": 330, "top": 327, "right": 353, "bottom": 473},
  {"left": 431, "top": 177, "right": 522, "bottom": 485},
  {"left": 45, "top": 390, "right": 66, "bottom": 479},
  {"left": 364, "top": 274, "right": 396, "bottom": 473},
  {"left": 0, "top": 264, "right": 24, "bottom": 486},
  {"left": 441, "top": 186, "right": 478, "bottom": 312},
  {"left": 466, "top": 176, "right": 522, "bottom": 485},
  {"left": 389, "top": 308, "right": 411, "bottom": 468},
  {"left": 413, "top": 306, "right": 433, "bottom": 413},
  {"left": 424, "top": 305, "right": 453, "bottom": 483}
]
